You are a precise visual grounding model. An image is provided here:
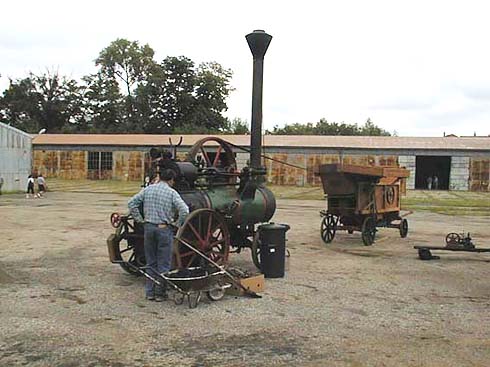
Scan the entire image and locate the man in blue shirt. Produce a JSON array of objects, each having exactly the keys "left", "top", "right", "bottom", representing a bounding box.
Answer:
[{"left": 128, "top": 169, "right": 189, "bottom": 301}]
